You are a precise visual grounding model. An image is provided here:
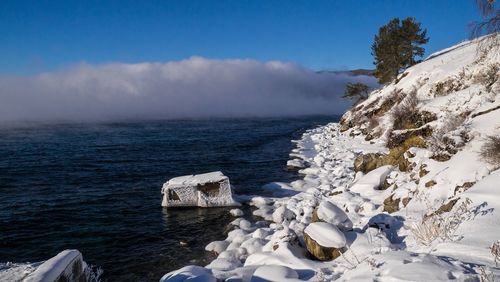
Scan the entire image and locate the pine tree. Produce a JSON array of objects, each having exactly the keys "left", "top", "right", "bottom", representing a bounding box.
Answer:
[
  {"left": 342, "top": 82, "right": 370, "bottom": 104},
  {"left": 372, "top": 17, "right": 429, "bottom": 84}
]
